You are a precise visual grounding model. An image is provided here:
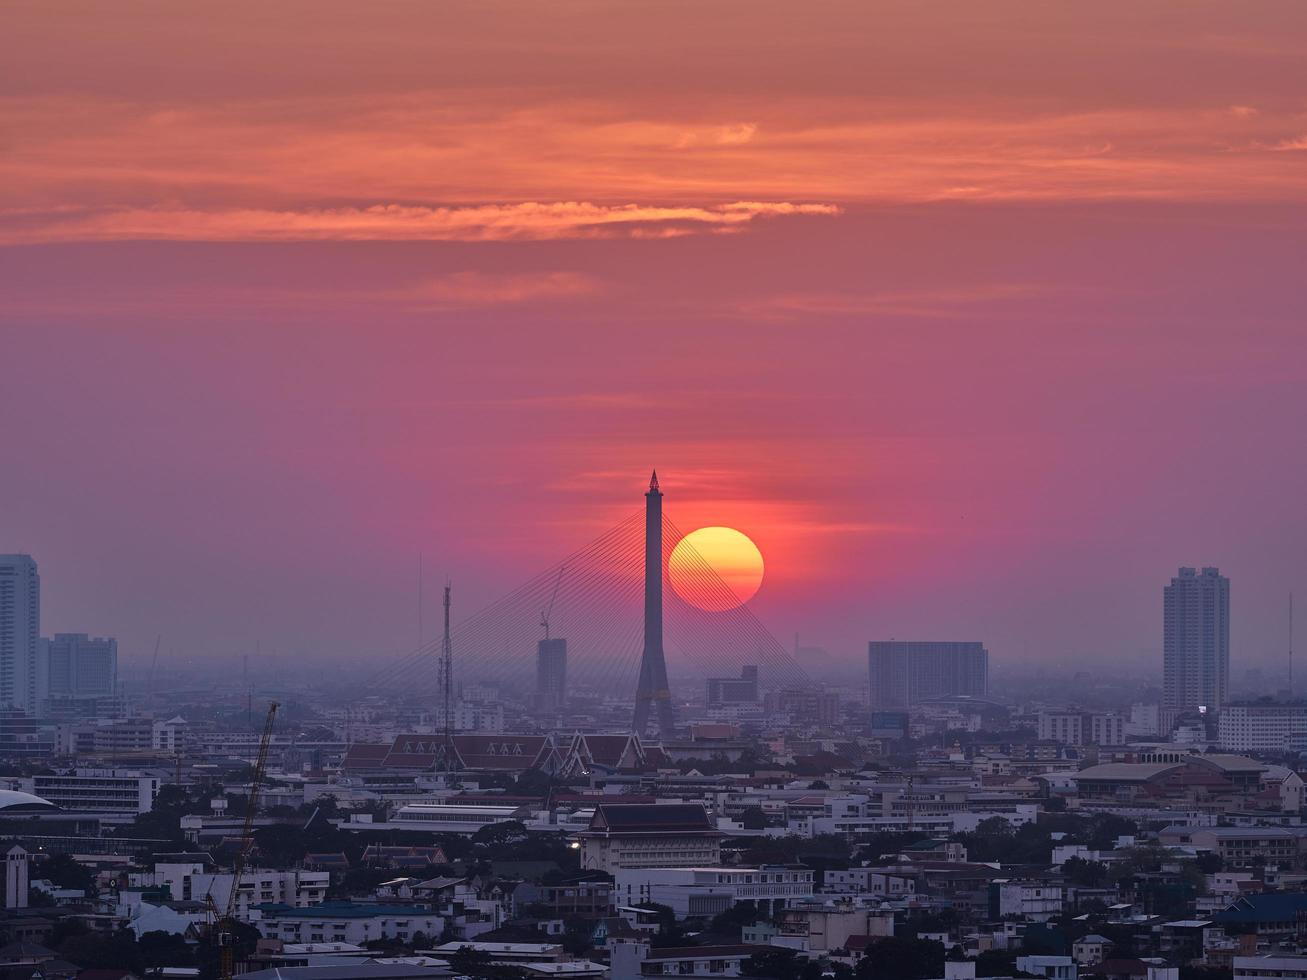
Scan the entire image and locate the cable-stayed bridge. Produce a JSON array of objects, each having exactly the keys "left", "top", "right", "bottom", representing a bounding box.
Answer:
[{"left": 362, "top": 473, "right": 807, "bottom": 735}]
